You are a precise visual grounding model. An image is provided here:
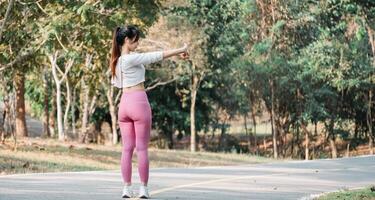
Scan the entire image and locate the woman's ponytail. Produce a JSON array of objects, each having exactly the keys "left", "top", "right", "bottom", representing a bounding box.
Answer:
[{"left": 110, "top": 27, "right": 122, "bottom": 78}]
